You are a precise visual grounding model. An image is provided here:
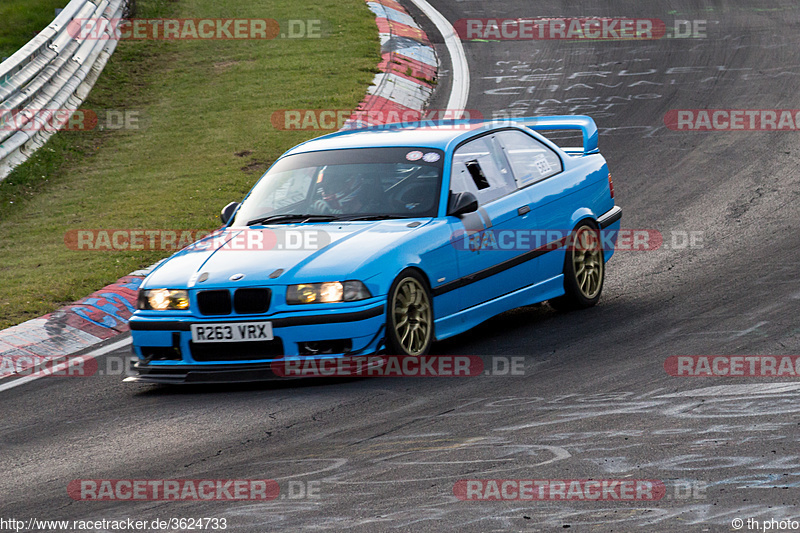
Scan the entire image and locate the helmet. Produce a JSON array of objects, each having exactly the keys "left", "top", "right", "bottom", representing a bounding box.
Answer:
[
  {"left": 320, "top": 166, "right": 360, "bottom": 198},
  {"left": 318, "top": 166, "right": 369, "bottom": 212}
]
